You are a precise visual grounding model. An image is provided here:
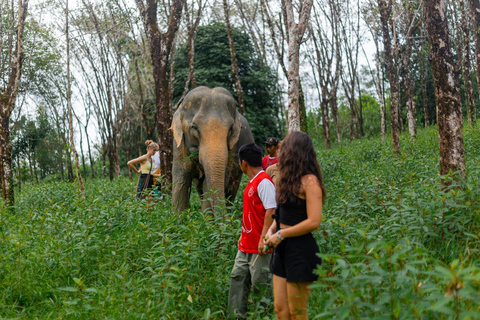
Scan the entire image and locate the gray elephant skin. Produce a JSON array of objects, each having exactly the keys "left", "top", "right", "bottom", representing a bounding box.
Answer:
[{"left": 172, "top": 86, "right": 254, "bottom": 212}]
